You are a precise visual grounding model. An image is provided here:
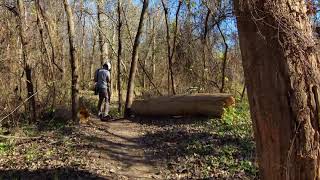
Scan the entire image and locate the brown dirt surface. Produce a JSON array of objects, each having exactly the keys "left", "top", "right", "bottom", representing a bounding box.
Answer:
[
  {"left": 0, "top": 117, "right": 162, "bottom": 180},
  {"left": 0, "top": 108, "right": 256, "bottom": 180}
]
